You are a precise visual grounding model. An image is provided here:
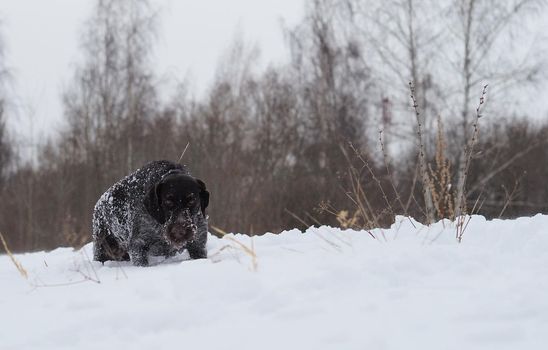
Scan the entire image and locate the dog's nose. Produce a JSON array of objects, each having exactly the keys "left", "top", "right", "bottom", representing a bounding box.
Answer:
[{"left": 168, "top": 226, "right": 190, "bottom": 244}]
